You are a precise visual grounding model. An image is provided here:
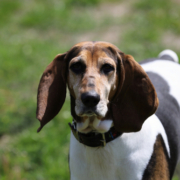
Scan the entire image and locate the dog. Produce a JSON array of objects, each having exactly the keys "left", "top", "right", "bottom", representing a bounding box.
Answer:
[{"left": 36, "top": 41, "right": 180, "bottom": 180}]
